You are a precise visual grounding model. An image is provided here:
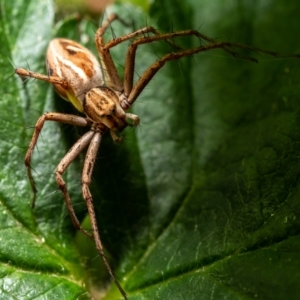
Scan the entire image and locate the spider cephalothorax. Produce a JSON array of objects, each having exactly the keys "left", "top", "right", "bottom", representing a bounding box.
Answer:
[{"left": 83, "top": 86, "right": 139, "bottom": 140}]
